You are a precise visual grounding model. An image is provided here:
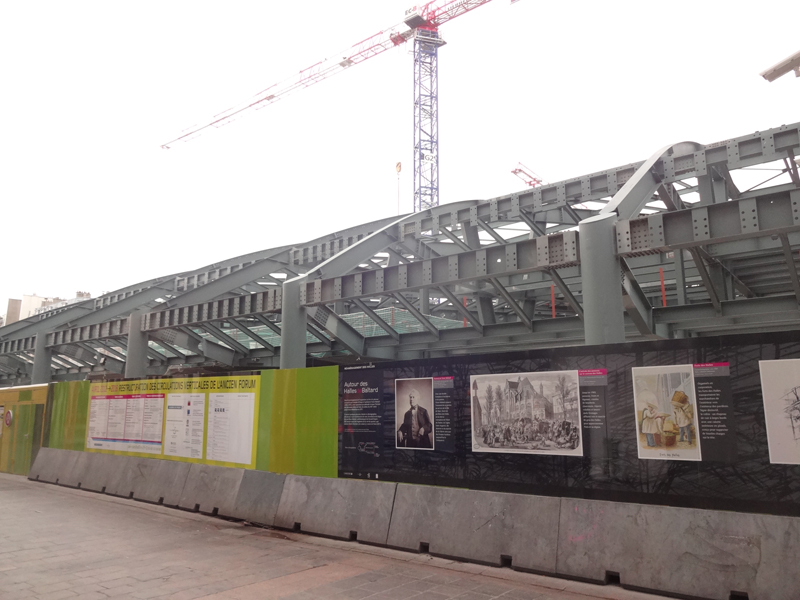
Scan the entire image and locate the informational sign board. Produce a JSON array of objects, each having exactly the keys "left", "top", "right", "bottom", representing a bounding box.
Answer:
[
  {"left": 340, "top": 365, "right": 384, "bottom": 477},
  {"left": 337, "top": 333, "right": 797, "bottom": 515},
  {"left": 207, "top": 391, "right": 255, "bottom": 465},
  {"left": 87, "top": 382, "right": 164, "bottom": 454},
  {"left": 693, "top": 363, "right": 736, "bottom": 463},
  {"left": 164, "top": 393, "right": 205, "bottom": 459},
  {"left": 87, "top": 375, "right": 259, "bottom": 466}
]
